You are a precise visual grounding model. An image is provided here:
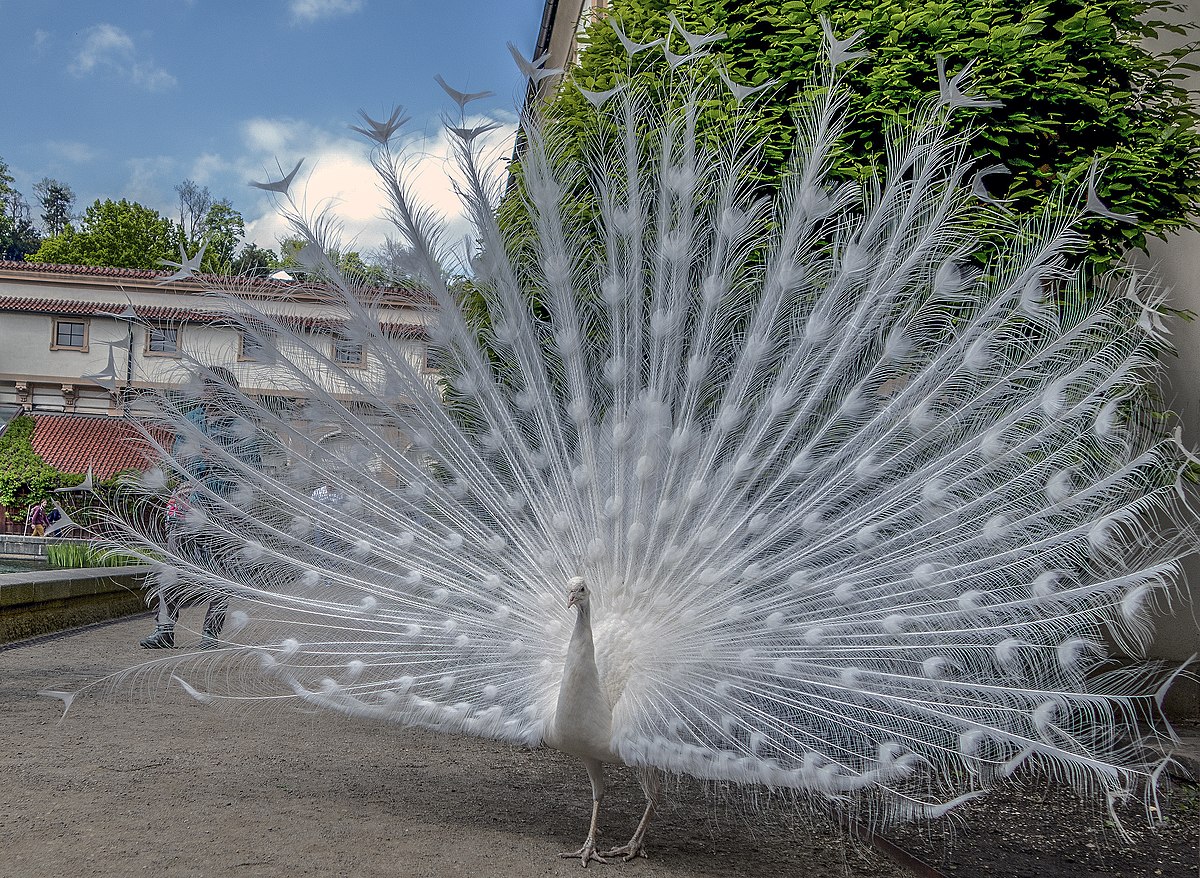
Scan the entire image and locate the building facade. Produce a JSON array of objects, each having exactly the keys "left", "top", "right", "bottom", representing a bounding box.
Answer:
[{"left": 0, "top": 260, "right": 427, "bottom": 417}]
